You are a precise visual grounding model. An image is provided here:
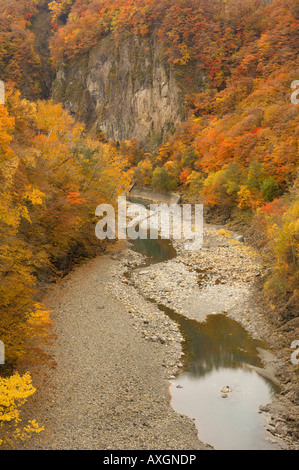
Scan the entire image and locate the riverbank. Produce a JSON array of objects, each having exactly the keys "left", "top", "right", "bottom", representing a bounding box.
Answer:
[{"left": 21, "top": 242, "right": 208, "bottom": 450}]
